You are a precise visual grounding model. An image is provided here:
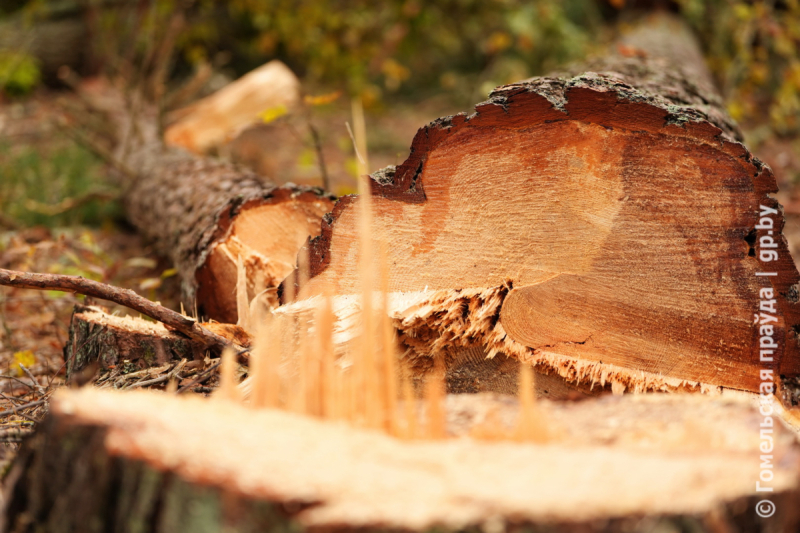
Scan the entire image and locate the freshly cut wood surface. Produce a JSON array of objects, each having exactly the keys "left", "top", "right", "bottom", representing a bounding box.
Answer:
[
  {"left": 164, "top": 60, "right": 301, "bottom": 154},
  {"left": 4, "top": 388, "right": 799, "bottom": 532},
  {"left": 297, "top": 15, "right": 800, "bottom": 394},
  {"left": 193, "top": 187, "right": 333, "bottom": 323},
  {"left": 279, "top": 291, "right": 609, "bottom": 398}
]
